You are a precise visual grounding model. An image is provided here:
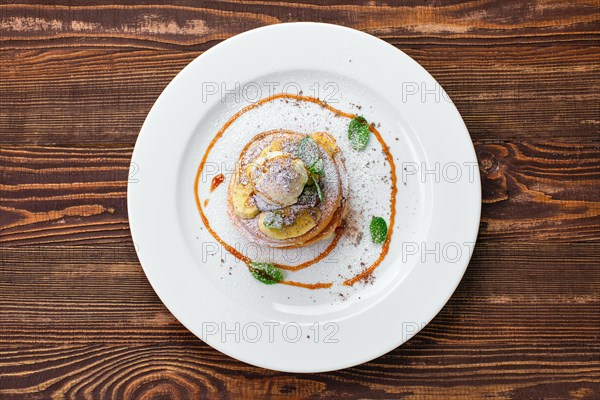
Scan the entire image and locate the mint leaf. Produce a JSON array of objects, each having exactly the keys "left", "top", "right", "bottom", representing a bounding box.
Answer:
[
  {"left": 249, "top": 262, "right": 283, "bottom": 285},
  {"left": 297, "top": 185, "right": 319, "bottom": 207},
  {"left": 370, "top": 216, "right": 388, "bottom": 244},
  {"left": 263, "top": 211, "right": 283, "bottom": 230},
  {"left": 298, "top": 136, "right": 319, "bottom": 168},
  {"left": 308, "top": 158, "right": 324, "bottom": 176},
  {"left": 312, "top": 176, "right": 324, "bottom": 202},
  {"left": 348, "top": 116, "right": 370, "bottom": 150},
  {"left": 298, "top": 136, "right": 324, "bottom": 202}
]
